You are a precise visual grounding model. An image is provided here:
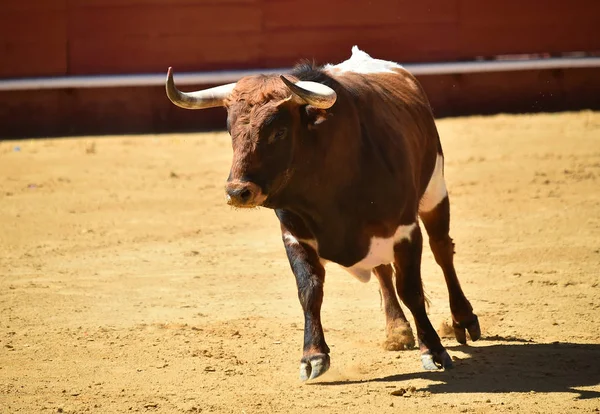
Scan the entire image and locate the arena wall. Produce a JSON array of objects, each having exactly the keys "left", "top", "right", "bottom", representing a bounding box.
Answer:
[{"left": 1, "top": 0, "right": 599, "bottom": 137}]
